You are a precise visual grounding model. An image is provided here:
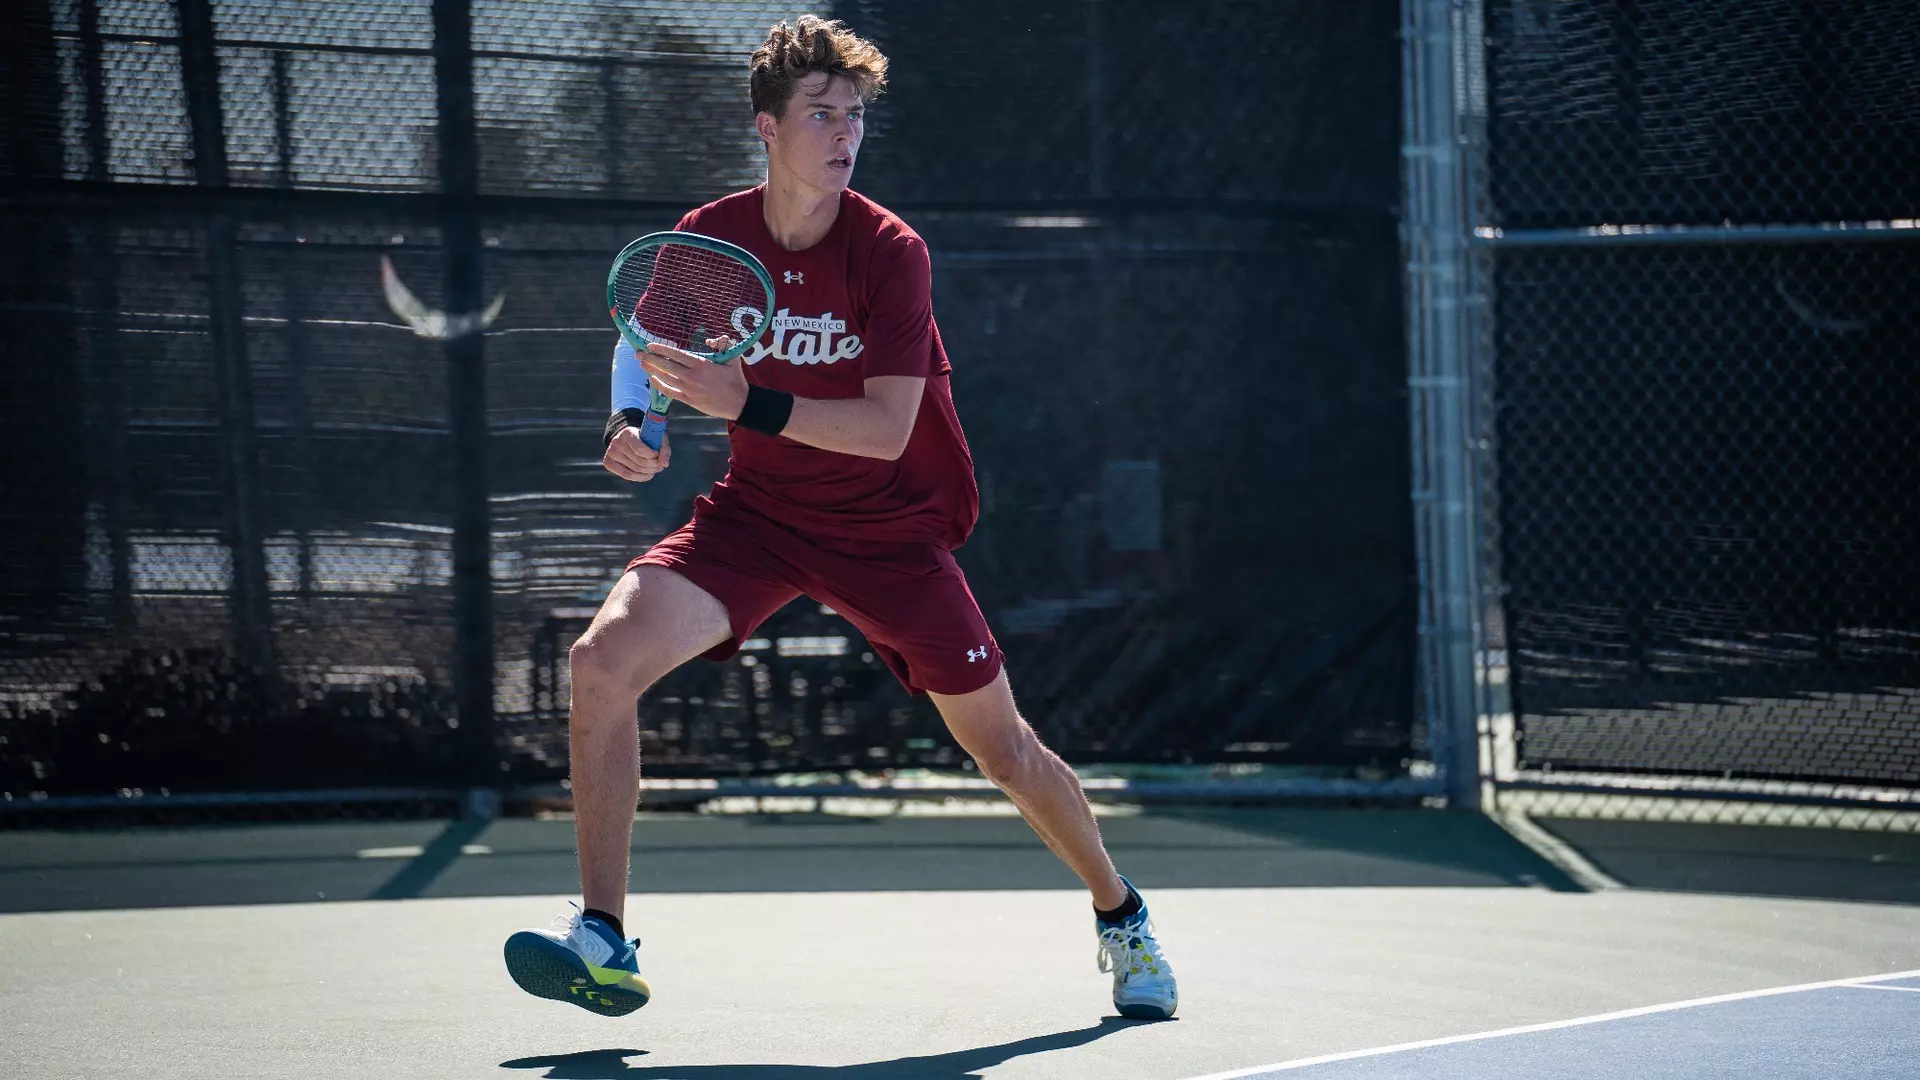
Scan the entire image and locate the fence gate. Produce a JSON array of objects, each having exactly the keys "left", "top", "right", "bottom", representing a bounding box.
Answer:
[{"left": 1409, "top": 0, "right": 1920, "bottom": 825}]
